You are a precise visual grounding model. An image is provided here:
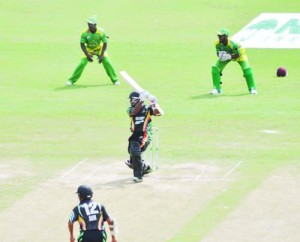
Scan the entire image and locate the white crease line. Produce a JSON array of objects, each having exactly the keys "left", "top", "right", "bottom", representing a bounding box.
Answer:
[
  {"left": 222, "top": 161, "right": 243, "bottom": 178},
  {"left": 85, "top": 169, "right": 99, "bottom": 179},
  {"left": 60, "top": 158, "right": 88, "bottom": 179},
  {"left": 196, "top": 178, "right": 234, "bottom": 182},
  {"left": 261, "top": 130, "right": 280, "bottom": 134},
  {"left": 194, "top": 168, "right": 206, "bottom": 181}
]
